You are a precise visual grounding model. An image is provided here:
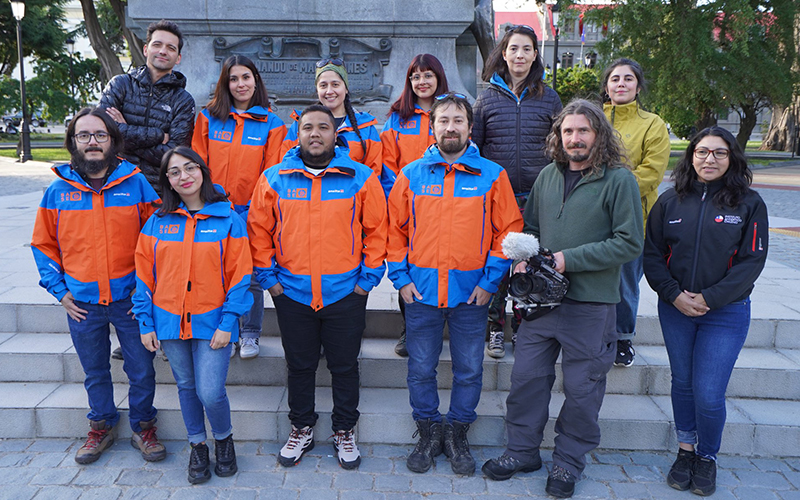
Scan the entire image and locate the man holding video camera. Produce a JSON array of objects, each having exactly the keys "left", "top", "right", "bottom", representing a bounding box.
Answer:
[{"left": 482, "top": 99, "right": 643, "bottom": 499}]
